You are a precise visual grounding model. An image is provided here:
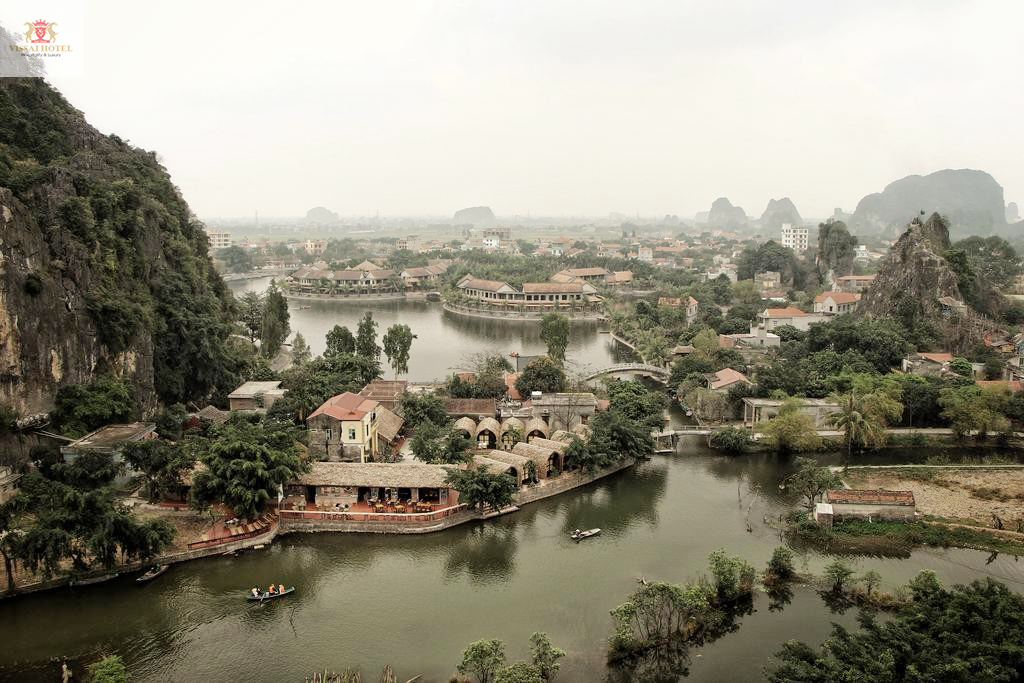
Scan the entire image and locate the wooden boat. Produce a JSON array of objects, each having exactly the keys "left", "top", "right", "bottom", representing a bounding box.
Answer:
[
  {"left": 70, "top": 573, "right": 119, "bottom": 586},
  {"left": 136, "top": 564, "right": 169, "bottom": 583},
  {"left": 570, "top": 528, "right": 601, "bottom": 541},
  {"left": 247, "top": 586, "right": 296, "bottom": 602}
]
